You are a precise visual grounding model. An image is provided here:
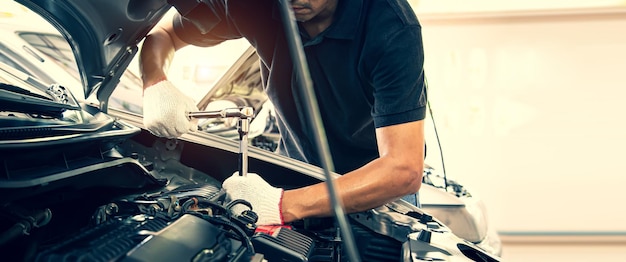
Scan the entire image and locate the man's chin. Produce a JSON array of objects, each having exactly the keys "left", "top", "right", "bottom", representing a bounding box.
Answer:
[{"left": 294, "top": 15, "right": 310, "bottom": 22}]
